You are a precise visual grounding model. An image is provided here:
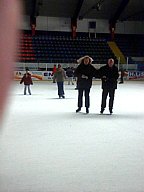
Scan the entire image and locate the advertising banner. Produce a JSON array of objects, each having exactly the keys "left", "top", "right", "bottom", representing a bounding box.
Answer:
[
  {"left": 128, "top": 71, "right": 144, "bottom": 80},
  {"left": 14, "top": 71, "right": 53, "bottom": 81}
]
